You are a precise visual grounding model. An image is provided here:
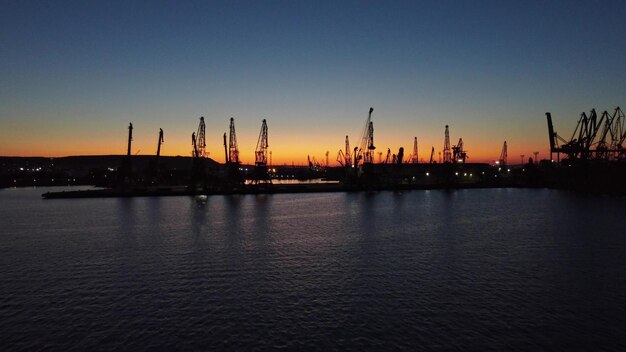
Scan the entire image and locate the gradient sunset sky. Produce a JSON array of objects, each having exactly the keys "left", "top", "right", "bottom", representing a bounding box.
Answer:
[{"left": 2, "top": 0, "right": 625, "bottom": 164}]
